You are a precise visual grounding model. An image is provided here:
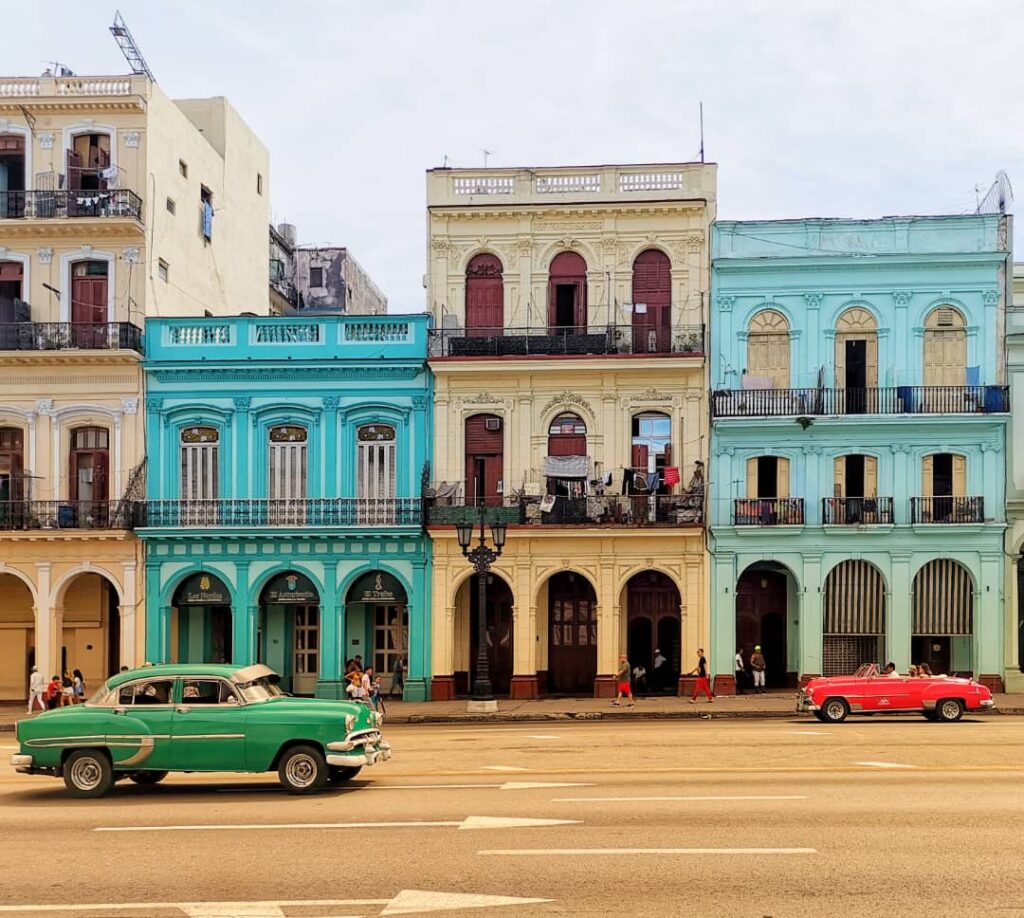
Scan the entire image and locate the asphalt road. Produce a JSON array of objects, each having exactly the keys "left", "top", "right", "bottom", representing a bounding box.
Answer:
[{"left": 1, "top": 715, "right": 1023, "bottom": 917}]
